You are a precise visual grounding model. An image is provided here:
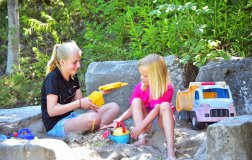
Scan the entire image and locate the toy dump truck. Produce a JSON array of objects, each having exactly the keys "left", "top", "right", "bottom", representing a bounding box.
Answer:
[{"left": 176, "top": 82, "right": 236, "bottom": 130}]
